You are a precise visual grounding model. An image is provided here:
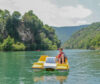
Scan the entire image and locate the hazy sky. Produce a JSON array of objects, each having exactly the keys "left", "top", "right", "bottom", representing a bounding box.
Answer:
[{"left": 0, "top": 0, "right": 100, "bottom": 26}]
